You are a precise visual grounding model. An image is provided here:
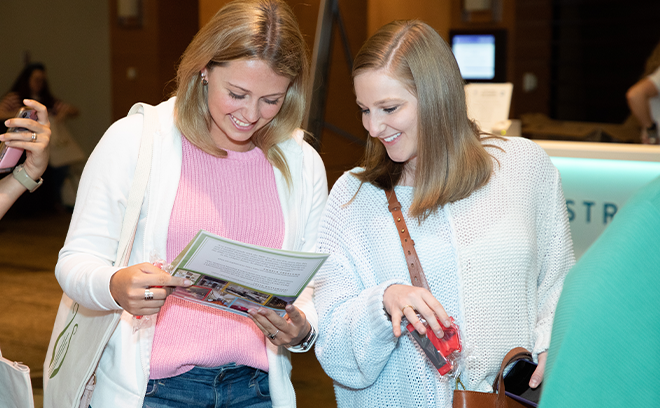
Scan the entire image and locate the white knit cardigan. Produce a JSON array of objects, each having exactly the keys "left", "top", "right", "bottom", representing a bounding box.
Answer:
[{"left": 314, "top": 137, "right": 575, "bottom": 408}]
